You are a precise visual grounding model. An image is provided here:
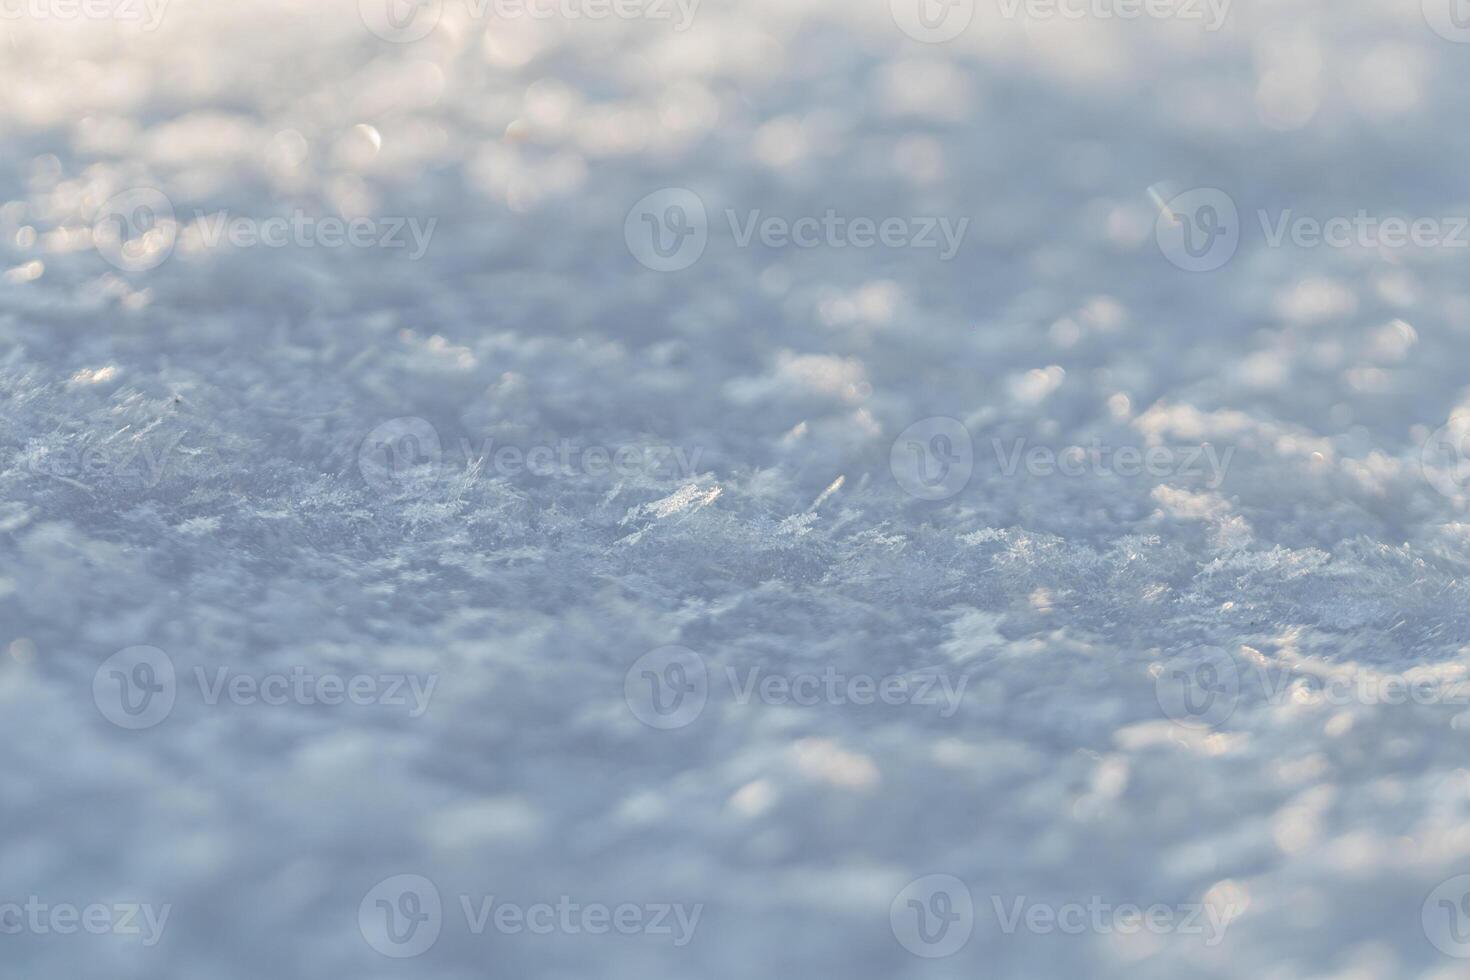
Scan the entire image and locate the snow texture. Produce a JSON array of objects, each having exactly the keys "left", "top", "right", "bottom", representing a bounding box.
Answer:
[{"left": 5, "top": 0, "right": 1470, "bottom": 977}]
